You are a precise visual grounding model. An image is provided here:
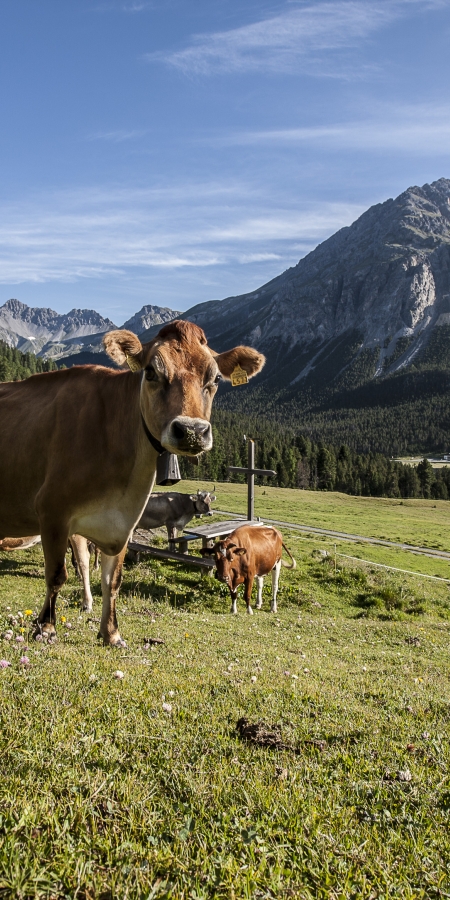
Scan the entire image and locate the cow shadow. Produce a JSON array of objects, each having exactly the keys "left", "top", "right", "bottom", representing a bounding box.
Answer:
[
  {"left": 0, "top": 556, "right": 44, "bottom": 579},
  {"left": 120, "top": 562, "right": 226, "bottom": 612}
]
